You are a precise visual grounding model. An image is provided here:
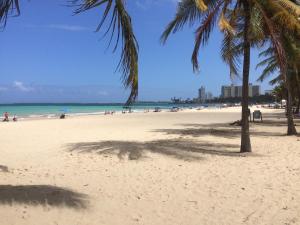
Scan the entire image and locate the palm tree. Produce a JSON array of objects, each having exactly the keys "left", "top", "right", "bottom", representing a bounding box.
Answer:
[
  {"left": 0, "top": 0, "right": 138, "bottom": 105},
  {"left": 257, "top": 34, "right": 300, "bottom": 135},
  {"left": 161, "top": 0, "right": 300, "bottom": 152},
  {"left": 272, "top": 83, "right": 287, "bottom": 104}
]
